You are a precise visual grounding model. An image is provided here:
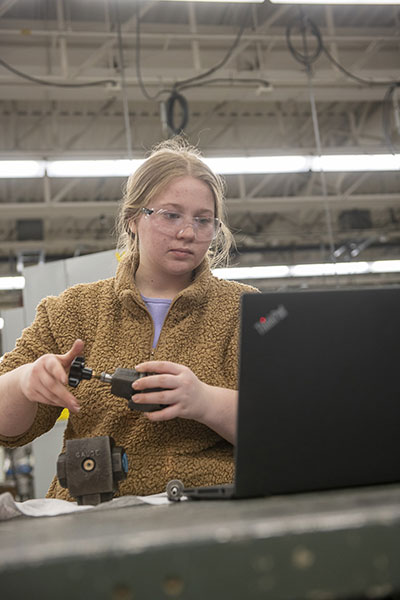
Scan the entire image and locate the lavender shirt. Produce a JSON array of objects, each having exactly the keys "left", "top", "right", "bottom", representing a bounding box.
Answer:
[{"left": 141, "top": 295, "right": 172, "bottom": 348}]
